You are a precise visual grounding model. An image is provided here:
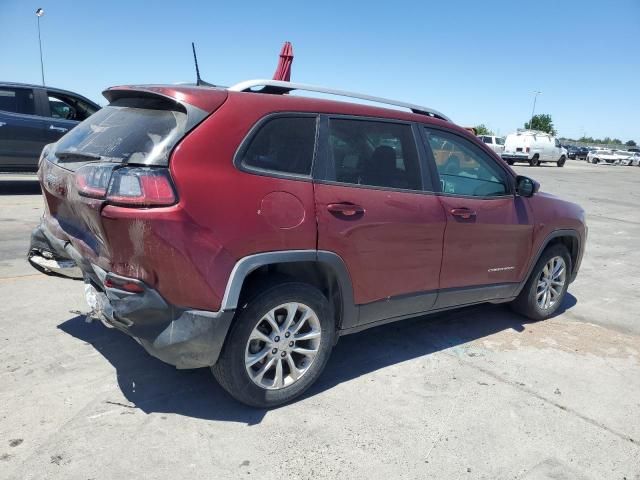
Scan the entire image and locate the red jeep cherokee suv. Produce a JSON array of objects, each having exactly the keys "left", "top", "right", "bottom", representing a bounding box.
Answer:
[{"left": 29, "top": 79, "right": 586, "bottom": 407}]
